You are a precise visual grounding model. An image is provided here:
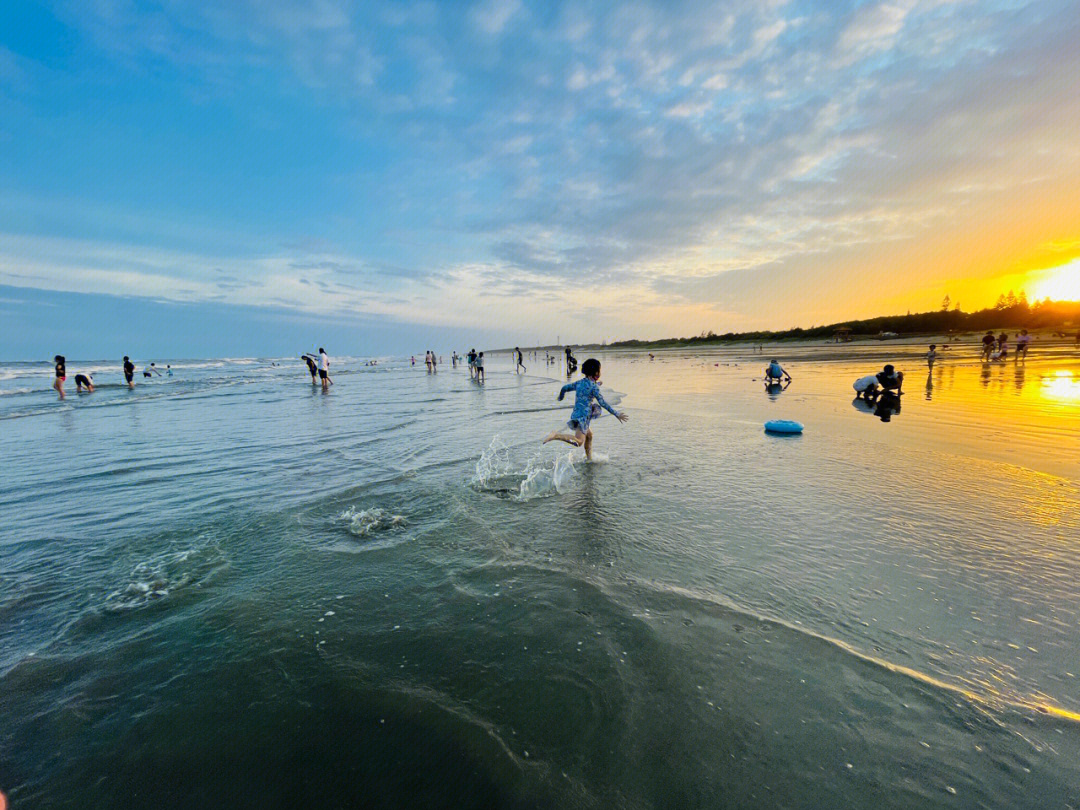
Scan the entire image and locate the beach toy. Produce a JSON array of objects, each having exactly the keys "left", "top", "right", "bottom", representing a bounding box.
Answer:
[{"left": 764, "top": 419, "right": 803, "bottom": 434}]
